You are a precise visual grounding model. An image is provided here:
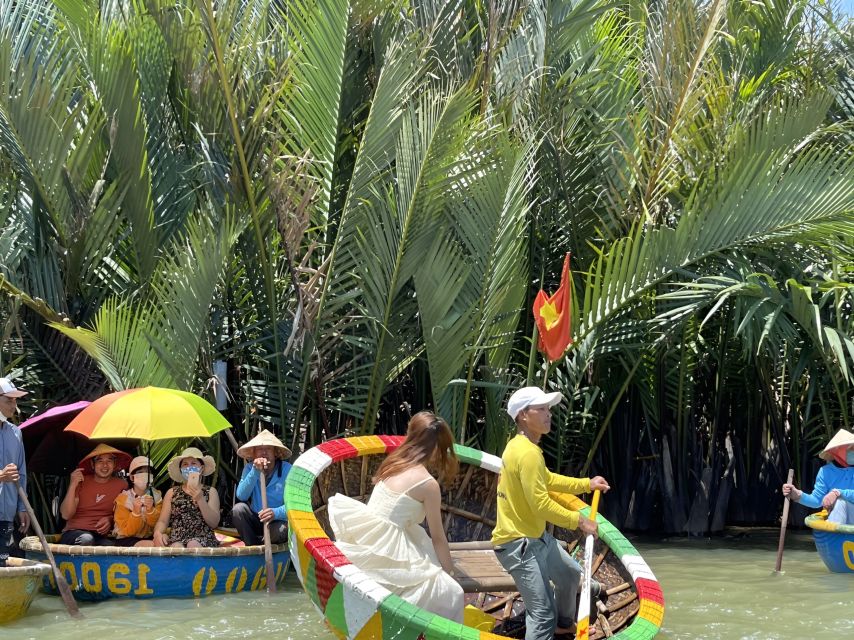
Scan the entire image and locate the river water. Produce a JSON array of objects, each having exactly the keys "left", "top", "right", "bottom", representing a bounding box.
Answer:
[{"left": 4, "top": 529, "right": 851, "bottom": 640}]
